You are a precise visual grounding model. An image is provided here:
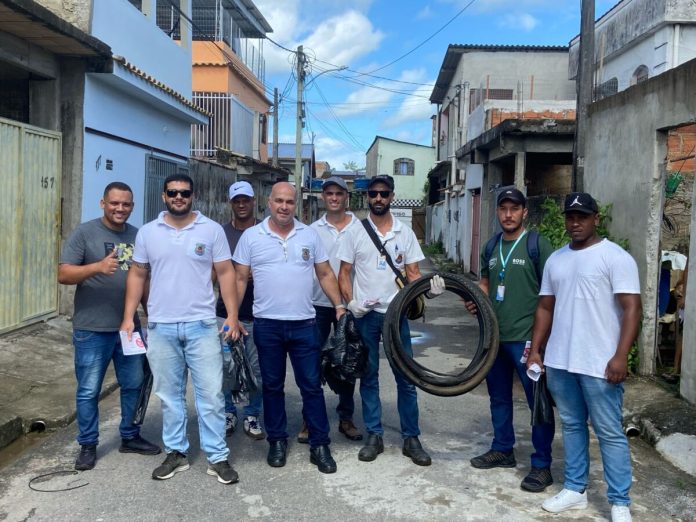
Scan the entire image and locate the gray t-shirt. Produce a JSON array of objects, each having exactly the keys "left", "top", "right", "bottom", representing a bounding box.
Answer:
[{"left": 60, "top": 218, "right": 138, "bottom": 331}]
